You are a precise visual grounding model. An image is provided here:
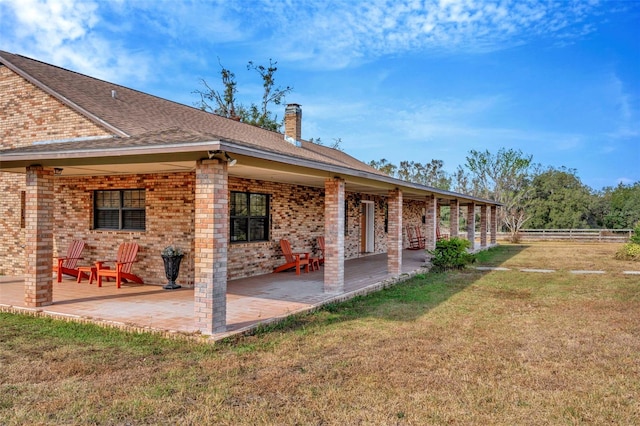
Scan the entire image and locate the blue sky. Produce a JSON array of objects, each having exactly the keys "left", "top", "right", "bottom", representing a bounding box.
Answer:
[{"left": 1, "top": 0, "right": 639, "bottom": 190}]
